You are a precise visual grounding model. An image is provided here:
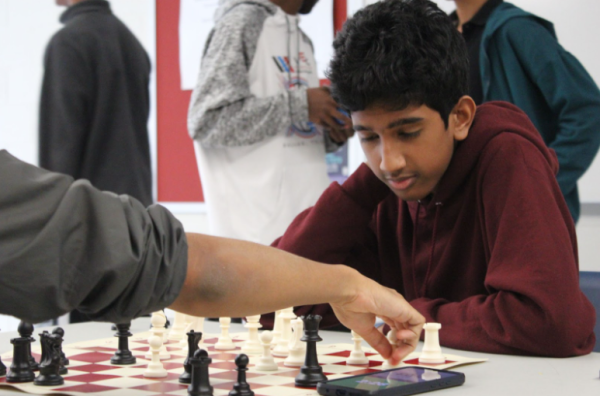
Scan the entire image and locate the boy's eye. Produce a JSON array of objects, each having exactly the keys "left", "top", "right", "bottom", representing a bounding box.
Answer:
[
  {"left": 398, "top": 130, "right": 421, "bottom": 139},
  {"left": 359, "top": 134, "right": 379, "bottom": 142}
]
